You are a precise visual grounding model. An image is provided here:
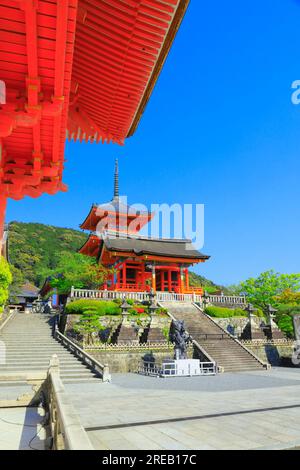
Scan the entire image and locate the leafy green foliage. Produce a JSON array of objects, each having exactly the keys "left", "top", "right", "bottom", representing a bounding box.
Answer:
[
  {"left": 65, "top": 299, "right": 121, "bottom": 316},
  {"left": 188, "top": 271, "right": 228, "bottom": 294},
  {"left": 0, "top": 258, "right": 12, "bottom": 311},
  {"left": 73, "top": 309, "right": 105, "bottom": 345},
  {"left": 204, "top": 306, "right": 247, "bottom": 318},
  {"left": 8, "top": 222, "right": 87, "bottom": 288},
  {"left": 276, "top": 305, "right": 300, "bottom": 338},
  {"left": 45, "top": 252, "right": 111, "bottom": 294},
  {"left": 204, "top": 305, "right": 264, "bottom": 318},
  {"left": 275, "top": 289, "right": 300, "bottom": 306},
  {"left": 240, "top": 270, "right": 300, "bottom": 311}
]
